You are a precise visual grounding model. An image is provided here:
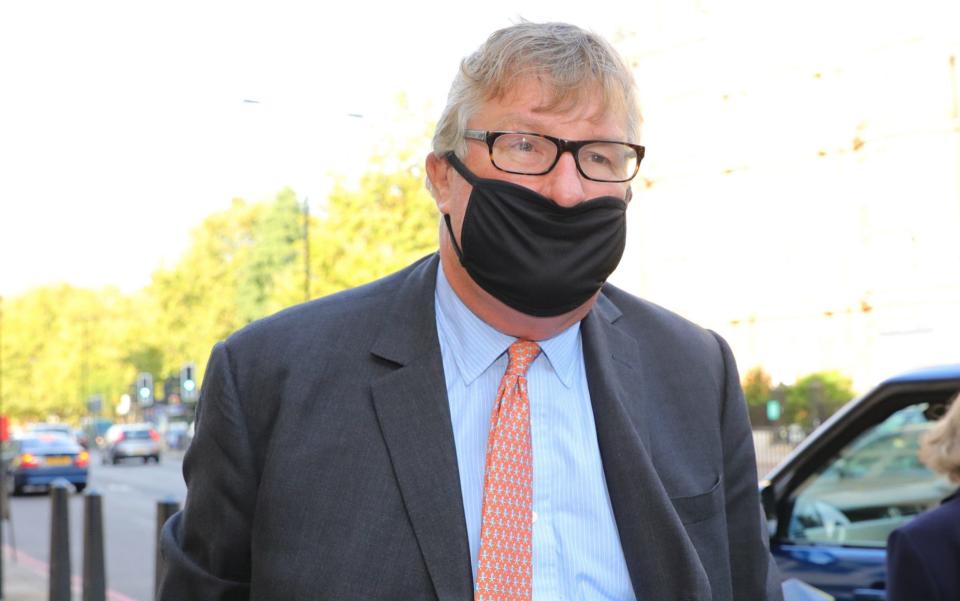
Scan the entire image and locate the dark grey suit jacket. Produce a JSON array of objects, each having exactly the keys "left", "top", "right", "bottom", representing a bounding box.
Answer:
[{"left": 158, "top": 254, "right": 783, "bottom": 601}]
